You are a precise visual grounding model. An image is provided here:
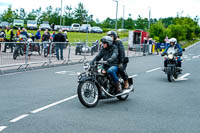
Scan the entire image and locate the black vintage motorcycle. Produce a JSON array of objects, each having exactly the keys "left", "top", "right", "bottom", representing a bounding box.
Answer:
[
  {"left": 77, "top": 61, "right": 134, "bottom": 108},
  {"left": 162, "top": 48, "right": 182, "bottom": 82}
]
